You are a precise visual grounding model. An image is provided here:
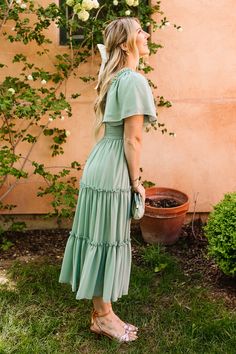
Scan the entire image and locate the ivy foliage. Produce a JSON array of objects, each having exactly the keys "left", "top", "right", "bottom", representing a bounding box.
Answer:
[{"left": 0, "top": 0, "right": 179, "bottom": 222}]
